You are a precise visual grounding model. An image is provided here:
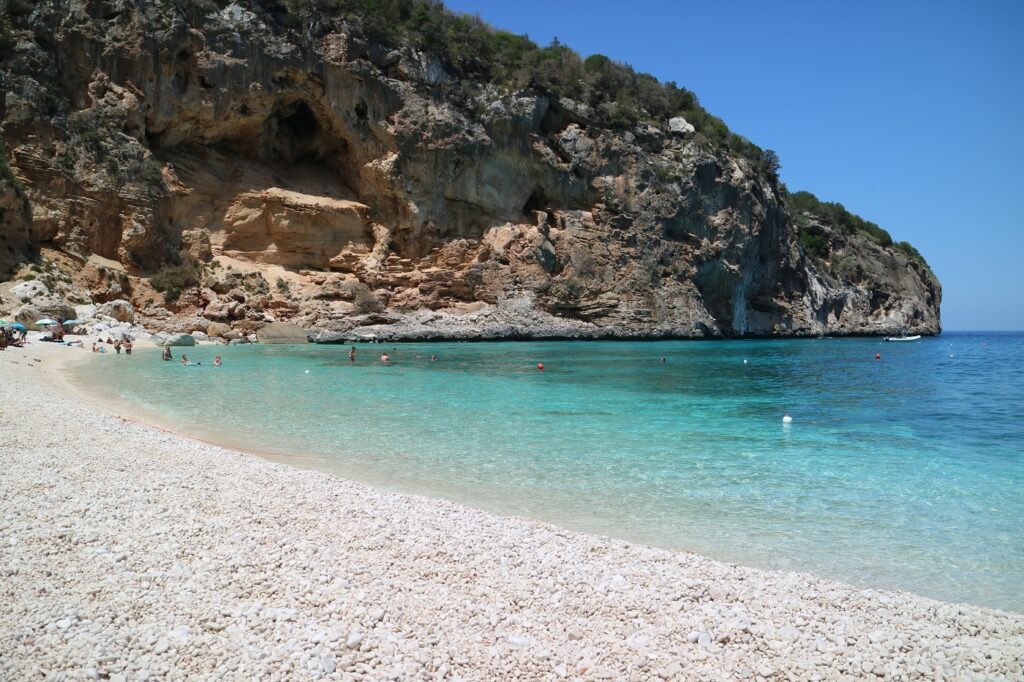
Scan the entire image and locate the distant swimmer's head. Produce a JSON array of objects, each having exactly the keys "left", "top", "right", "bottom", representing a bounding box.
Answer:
[{"left": 537, "top": 362, "right": 544, "bottom": 371}]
